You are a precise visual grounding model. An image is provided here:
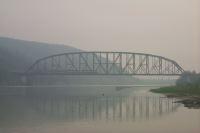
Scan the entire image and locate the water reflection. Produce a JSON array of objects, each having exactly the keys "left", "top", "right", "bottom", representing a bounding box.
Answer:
[{"left": 31, "top": 96, "right": 181, "bottom": 122}]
